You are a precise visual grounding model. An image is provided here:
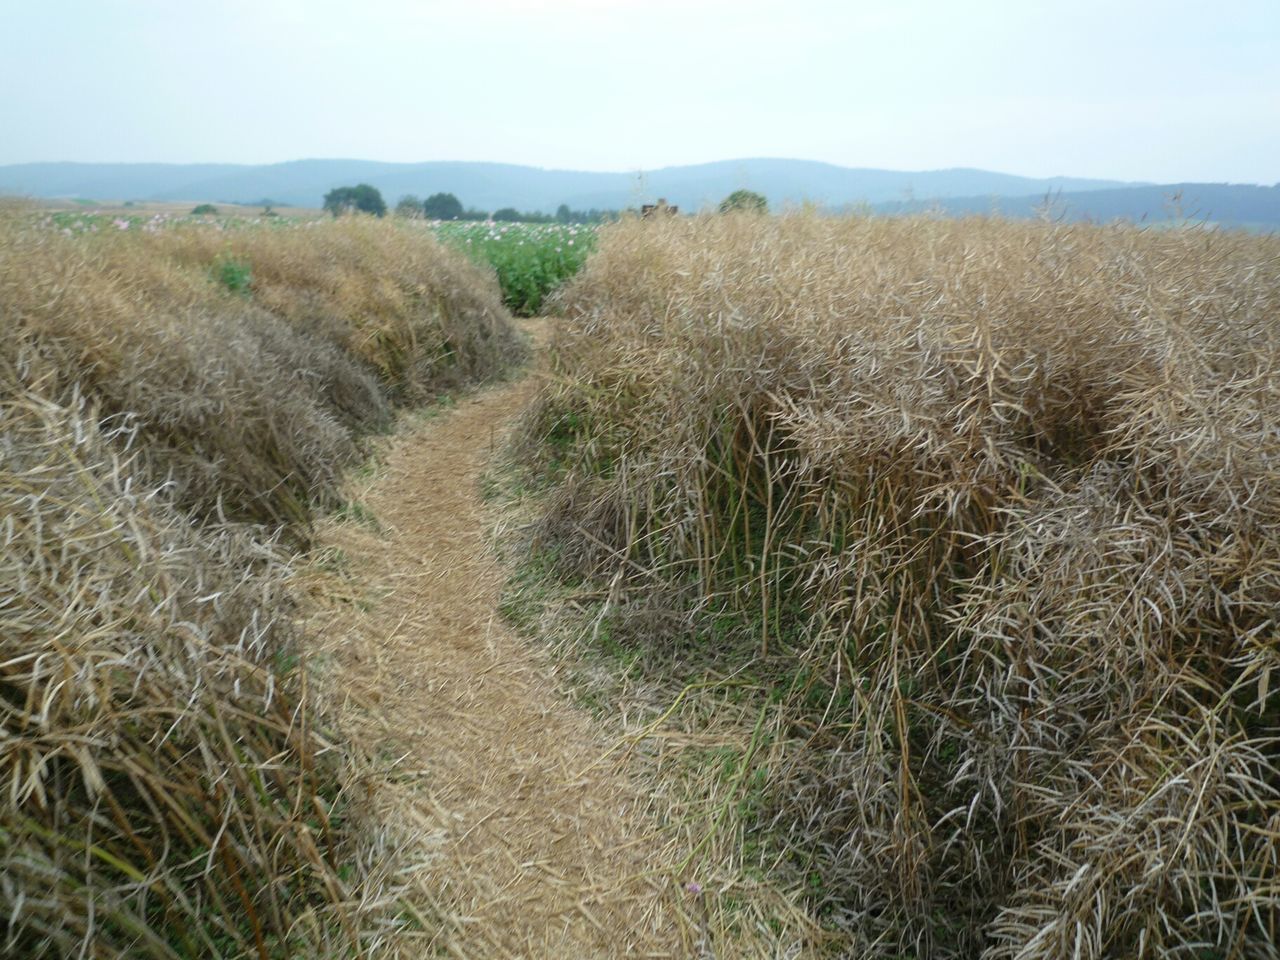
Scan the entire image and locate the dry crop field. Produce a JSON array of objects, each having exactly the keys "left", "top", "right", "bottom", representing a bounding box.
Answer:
[
  {"left": 0, "top": 205, "right": 522, "bottom": 956},
  {"left": 518, "top": 213, "right": 1280, "bottom": 958},
  {"left": 4, "top": 199, "right": 1280, "bottom": 959}
]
